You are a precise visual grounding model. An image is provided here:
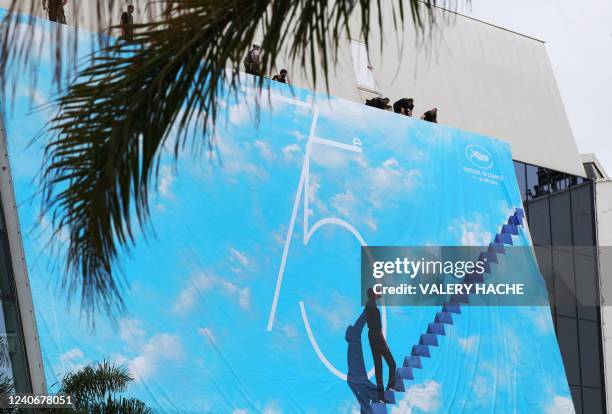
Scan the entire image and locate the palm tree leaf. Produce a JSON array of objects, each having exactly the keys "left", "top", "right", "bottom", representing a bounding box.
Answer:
[
  {"left": 59, "top": 359, "right": 133, "bottom": 407},
  {"left": 96, "top": 397, "right": 153, "bottom": 414},
  {"left": 1, "top": 0, "right": 457, "bottom": 319},
  {"left": 0, "top": 374, "right": 15, "bottom": 414},
  {"left": 0, "top": 373, "right": 14, "bottom": 394}
]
